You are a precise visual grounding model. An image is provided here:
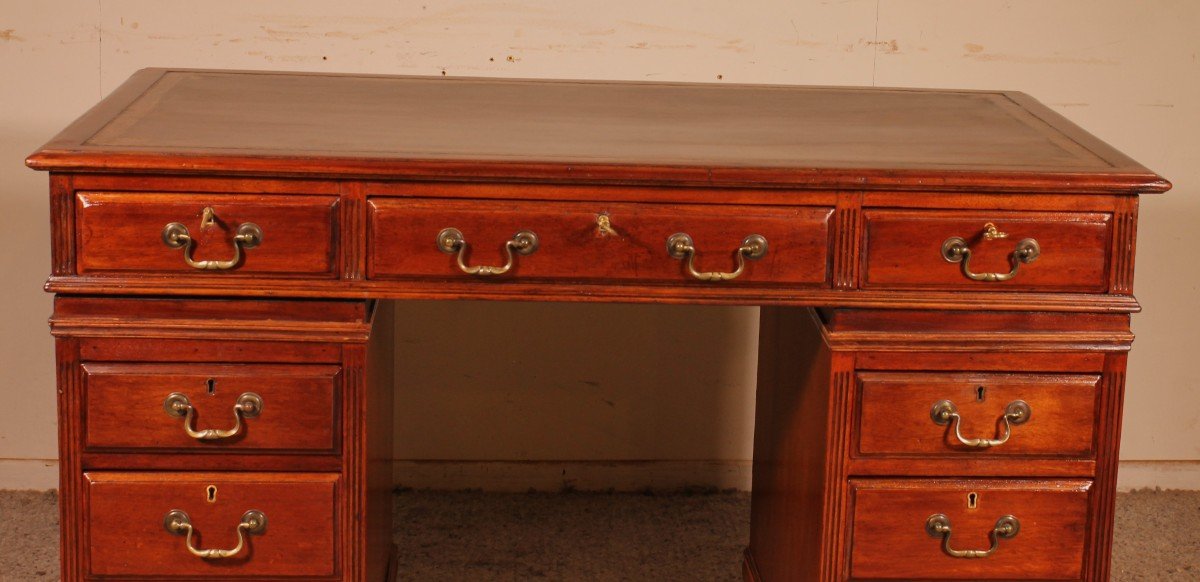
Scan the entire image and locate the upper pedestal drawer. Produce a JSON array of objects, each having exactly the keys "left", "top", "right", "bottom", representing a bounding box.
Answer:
[
  {"left": 862, "top": 210, "right": 1111, "bottom": 292},
  {"left": 75, "top": 192, "right": 338, "bottom": 276},
  {"left": 85, "top": 472, "right": 339, "bottom": 579},
  {"left": 82, "top": 363, "right": 341, "bottom": 454},
  {"left": 856, "top": 372, "right": 1099, "bottom": 459},
  {"left": 848, "top": 479, "right": 1091, "bottom": 580},
  {"left": 368, "top": 199, "right": 833, "bottom": 285}
]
